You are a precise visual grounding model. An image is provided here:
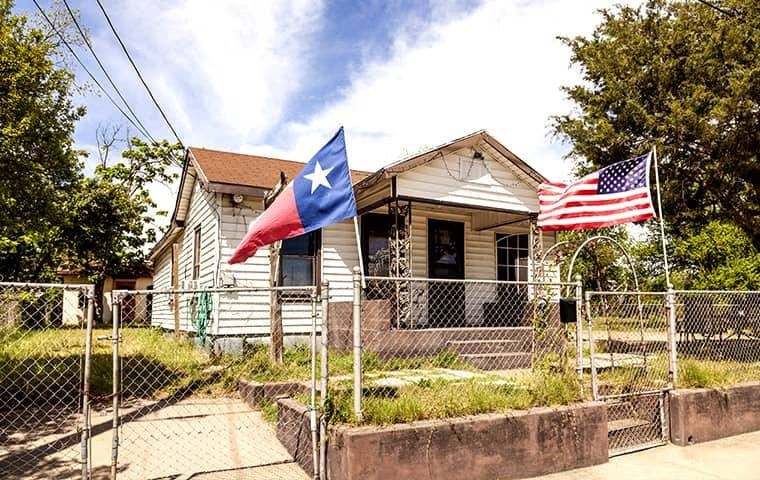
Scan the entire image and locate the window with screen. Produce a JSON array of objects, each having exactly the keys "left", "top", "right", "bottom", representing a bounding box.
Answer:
[
  {"left": 280, "top": 230, "right": 320, "bottom": 286},
  {"left": 193, "top": 227, "right": 201, "bottom": 280},
  {"left": 496, "top": 234, "right": 529, "bottom": 282}
]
